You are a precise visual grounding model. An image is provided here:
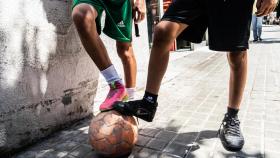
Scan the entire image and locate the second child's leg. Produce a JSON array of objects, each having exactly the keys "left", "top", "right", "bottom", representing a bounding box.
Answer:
[{"left": 116, "top": 41, "right": 137, "bottom": 100}]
